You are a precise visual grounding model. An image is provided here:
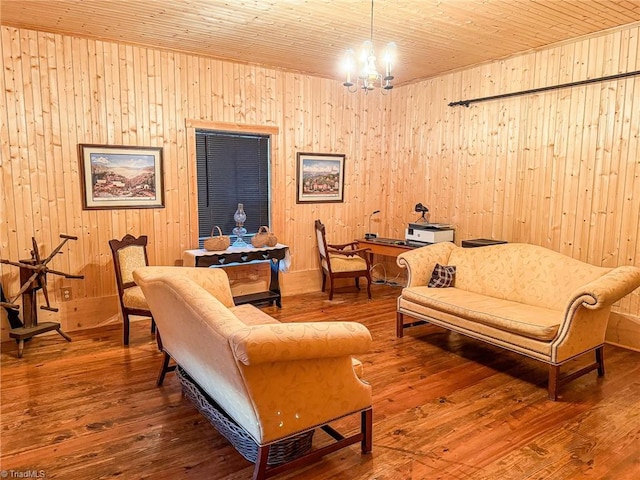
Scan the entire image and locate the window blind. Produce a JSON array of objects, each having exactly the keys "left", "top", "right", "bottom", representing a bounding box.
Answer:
[{"left": 196, "top": 130, "right": 270, "bottom": 243}]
